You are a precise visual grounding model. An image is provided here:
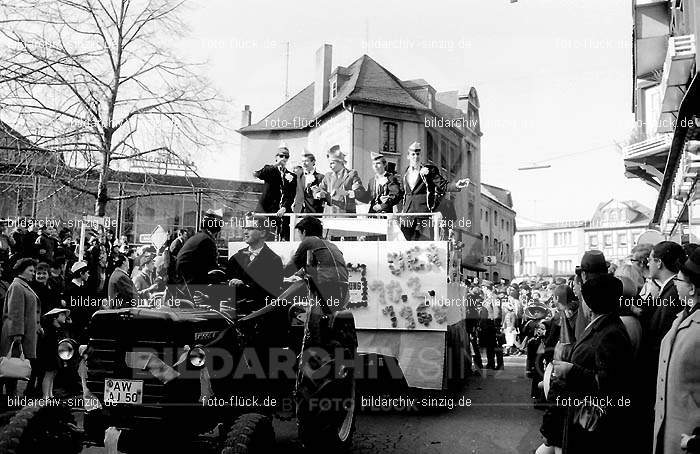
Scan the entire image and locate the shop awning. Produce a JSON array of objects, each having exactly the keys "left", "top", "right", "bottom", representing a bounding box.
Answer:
[{"left": 461, "top": 260, "right": 486, "bottom": 272}]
